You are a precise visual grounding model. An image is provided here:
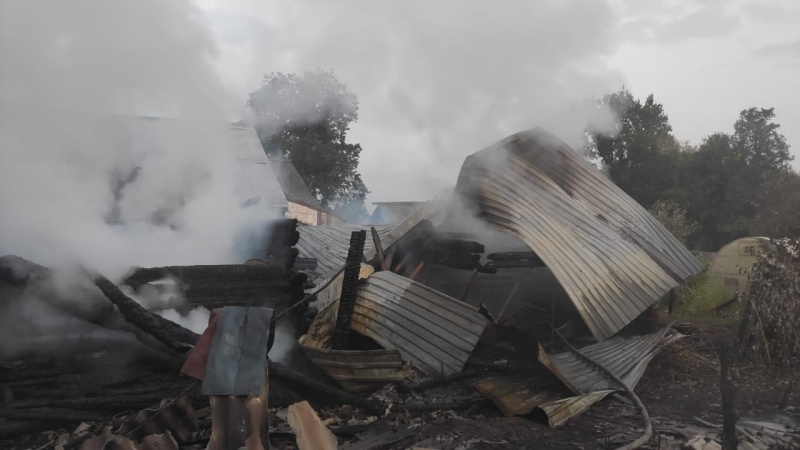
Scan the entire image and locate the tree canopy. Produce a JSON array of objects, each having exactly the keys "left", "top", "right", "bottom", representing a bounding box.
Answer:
[
  {"left": 247, "top": 70, "right": 369, "bottom": 214},
  {"left": 588, "top": 88, "right": 796, "bottom": 250},
  {"left": 587, "top": 89, "right": 680, "bottom": 210}
]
